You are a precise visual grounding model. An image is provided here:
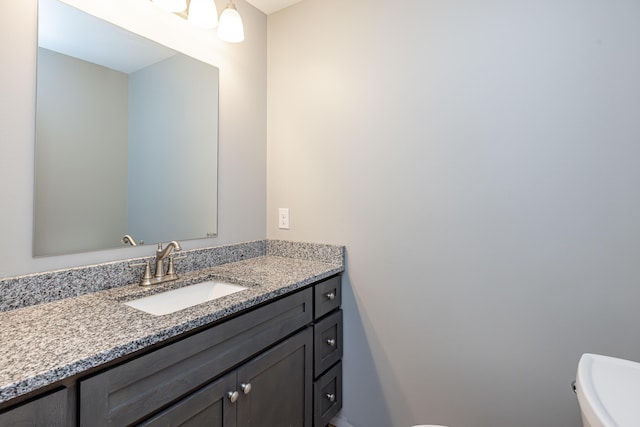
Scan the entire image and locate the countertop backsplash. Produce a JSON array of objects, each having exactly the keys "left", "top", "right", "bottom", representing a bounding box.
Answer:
[{"left": 0, "top": 240, "right": 344, "bottom": 313}]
